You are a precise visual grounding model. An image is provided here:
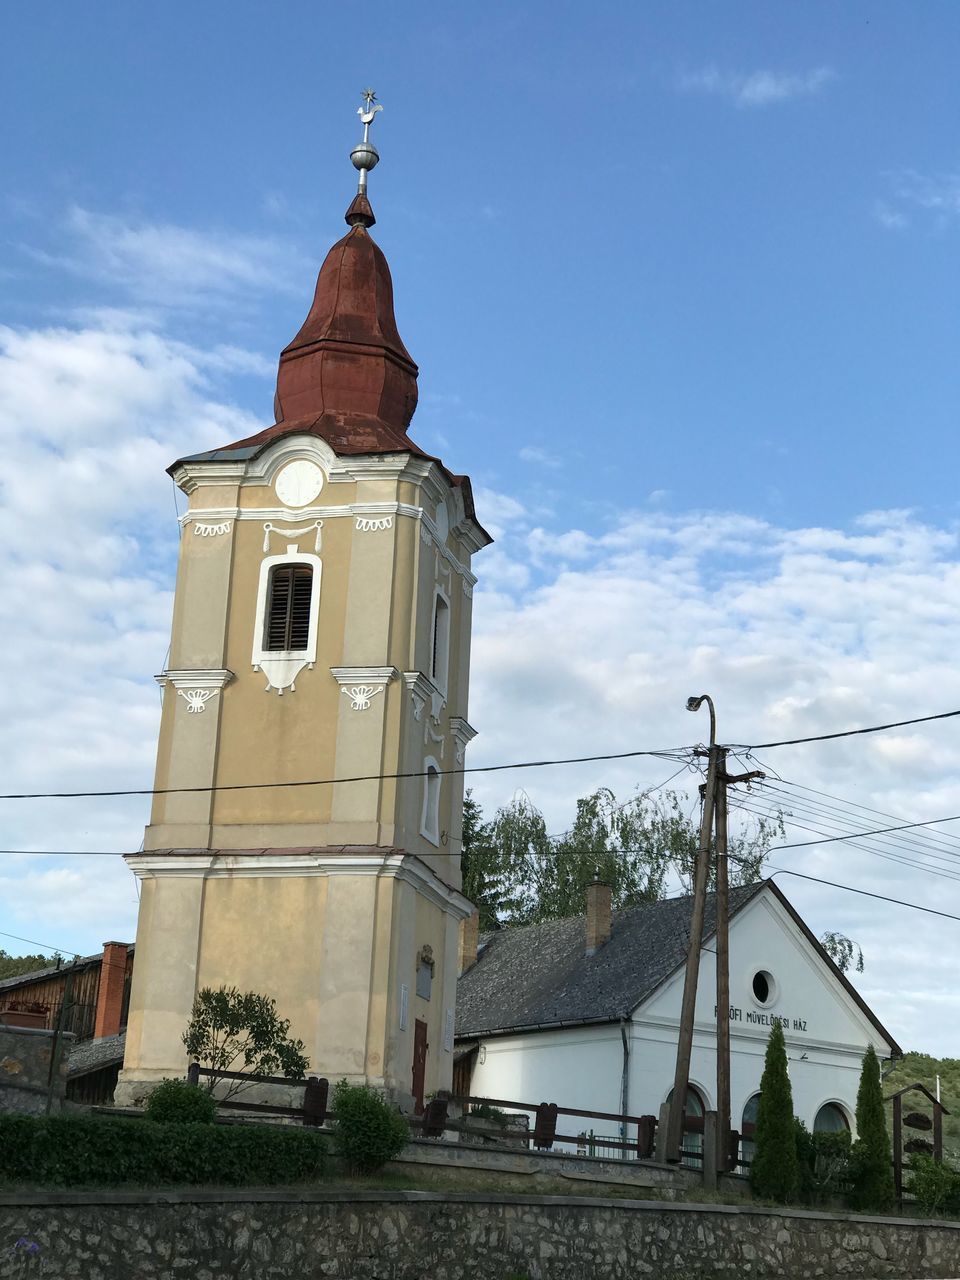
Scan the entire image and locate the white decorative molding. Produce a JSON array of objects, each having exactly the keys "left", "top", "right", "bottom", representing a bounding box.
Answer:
[
  {"left": 178, "top": 689, "right": 217, "bottom": 714},
  {"left": 450, "top": 717, "right": 478, "bottom": 765},
  {"left": 192, "top": 520, "right": 232, "bottom": 537},
  {"left": 251, "top": 549, "right": 322, "bottom": 694},
  {"left": 330, "top": 666, "right": 399, "bottom": 709},
  {"left": 341, "top": 685, "right": 383, "bottom": 712},
  {"left": 403, "top": 672, "right": 445, "bottom": 727},
  {"left": 425, "top": 720, "right": 445, "bottom": 759},
  {"left": 355, "top": 514, "right": 393, "bottom": 532},
  {"left": 462, "top": 581, "right": 474, "bottom": 600},
  {"left": 156, "top": 669, "right": 234, "bottom": 713},
  {"left": 262, "top": 520, "right": 323, "bottom": 554}
]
